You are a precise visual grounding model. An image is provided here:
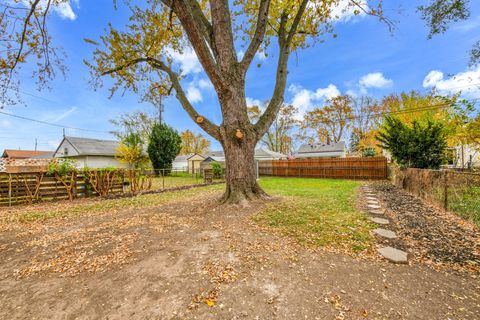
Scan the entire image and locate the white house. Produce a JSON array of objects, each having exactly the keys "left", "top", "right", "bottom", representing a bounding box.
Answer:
[
  {"left": 454, "top": 144, "right": 480, "bottom": 169},
  {"left": 53, "top": 136, "right": 128, "bottom": 169},
  {"left": 172, "top": 154, "right": 191, "bottom": 171},
  {"left": 295, "top": 142, "right": 346, "bottom": 159}
]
